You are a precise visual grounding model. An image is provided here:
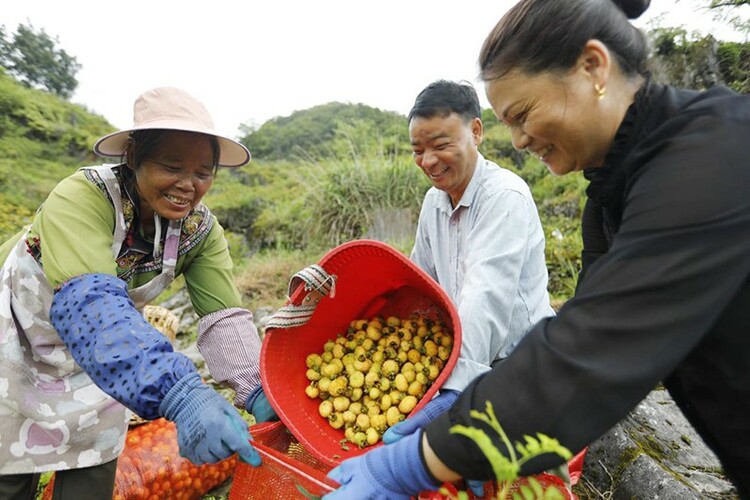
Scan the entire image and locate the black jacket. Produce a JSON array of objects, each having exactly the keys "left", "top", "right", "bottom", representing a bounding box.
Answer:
[{"left": 425, "top": 81, "right": 750, "bottom": 497}]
